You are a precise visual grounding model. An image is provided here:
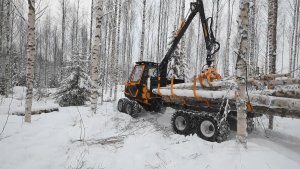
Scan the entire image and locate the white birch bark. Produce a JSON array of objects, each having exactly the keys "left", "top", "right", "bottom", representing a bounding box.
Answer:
[
  {"left": 90, "top": 0, "right": 103, "bottom": 113},
  {"left": 109, "top": 0, "right": 117, "bottom": 100},
  {"left": 89, "top": 0, "right": 94, "bottom": 54},
  {"left": 224, "top": 0, "right": 235, "bottom": 77},
  {"left": 249, "top": 0, "right": 256, "bottom": 75},
  {"left": 113, "top": 0, "right": 122, "bottom": 101},
  {"left": 267, "top": 0, "right": 278, "bottom": 130},
  {"left": 25, "top": 0, "right": 36, "bottom": 123},
  {"left": 292, "top": 0, "right": 300, "bottom": 77},
  {"left": 139, "top": 0, "right": 146, "bottom": 61},
  {"left": 235, "top": 0, "right": 250, "bottom": 145},
  {"left": 88, "top": 0, "right": 94, "bottom": 74},
  {"left": 4, "top": 0, "right": 11, "bottom": 97},
  {"left": 0, "top": 0, "right": 3, "bottom": 55},
  {"left": 60, "top": 0, "right": 67, "bottom": 81}
]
